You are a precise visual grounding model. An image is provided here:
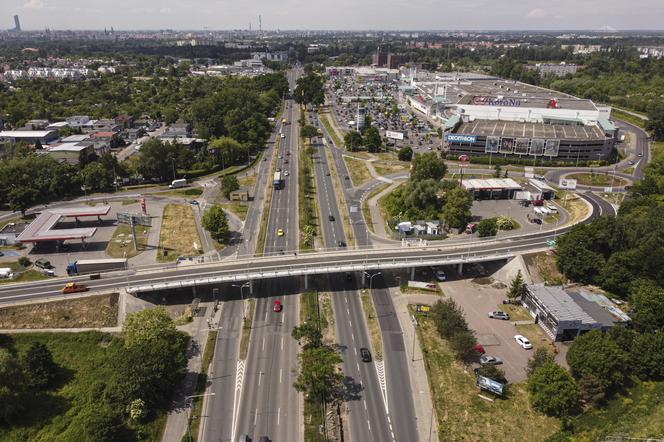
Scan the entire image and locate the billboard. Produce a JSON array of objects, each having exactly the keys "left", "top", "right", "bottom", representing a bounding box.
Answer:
[
  {"left": 500, "top": 137, "right": 515, "bottom": 154},
  {"left": 117, "top": 212, "right": 151, "bottom": 227},
  {"left": 485, "top": 136, "right": 500, "bottom": 153},
  {"left": 544, "top": 139, "right": 560, "bottom": 157},
  {"left": 477, "top": 376, "right": 505, "bottom": 396},
  {"left": 559, "top": 178, "right": 578, "bottom": 190},
  {"left": 471, "top": 96, "right": 522, "bottom": 107},
  {"left": 515, "top": 138, "right": 530, "bottom": 155},
  {"left": 385, "top": 130, "right": 404, "bottom": 140},
  {"left": 446, "top": 134, "right": 477, "bottom": 144},
  {"left": 524, "top": 167, "right": 534, "bottom": 178},
  {"left": 529, "top": 139, "right": 545, "bottom": 156}
]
